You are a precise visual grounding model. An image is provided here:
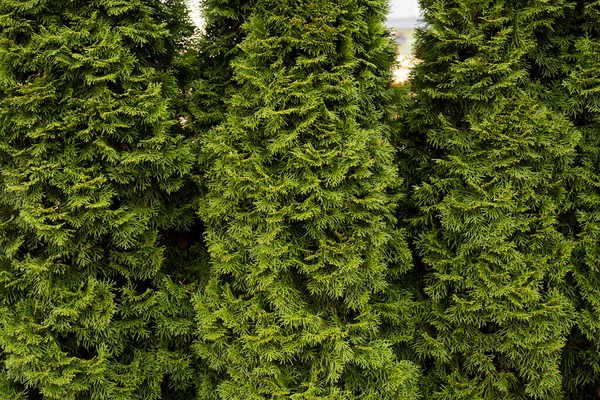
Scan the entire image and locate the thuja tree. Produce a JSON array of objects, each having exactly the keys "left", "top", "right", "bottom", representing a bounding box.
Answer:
[
  {"left": 0, "top": 0, "right": 200, "bottom": 398},
  {"left": 557, "top": 1, "right": 600, "bottom": 397},
  {"left": 189, "top": 0, "right": 257, "bottom": 133},
  {"left": 193, "top": 0, "right": 420, "bottom": 398},
  {"left": 403, "top": 0, "right": 579, "bottom": 398}
]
